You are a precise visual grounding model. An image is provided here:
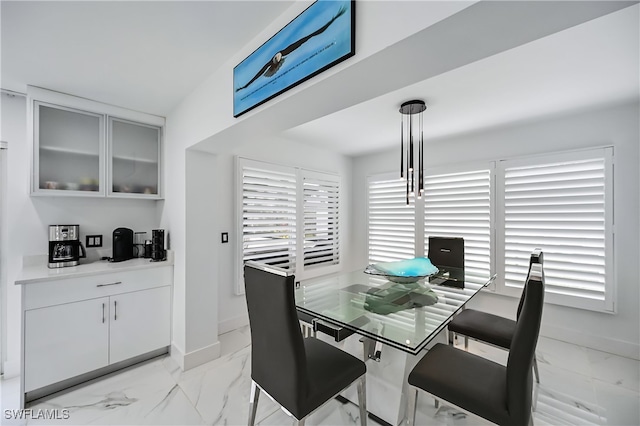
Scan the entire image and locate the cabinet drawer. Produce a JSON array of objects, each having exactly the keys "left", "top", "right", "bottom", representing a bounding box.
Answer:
[{"left": 24, "top": 266, "right": 172, "bottom": 310}]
